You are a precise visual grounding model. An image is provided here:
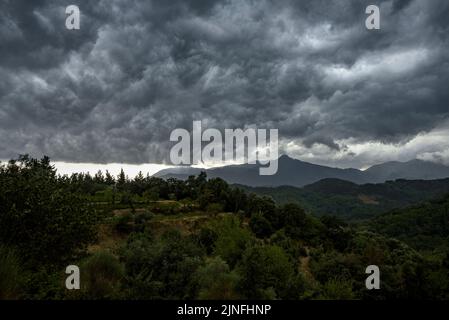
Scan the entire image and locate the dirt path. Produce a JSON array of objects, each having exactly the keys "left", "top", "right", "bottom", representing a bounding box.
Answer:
[{"left": 299, "top": 247, "right": 314, "bottom": 280}]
